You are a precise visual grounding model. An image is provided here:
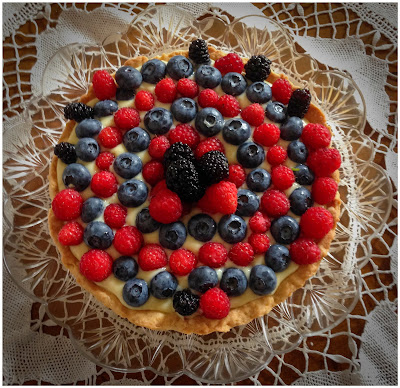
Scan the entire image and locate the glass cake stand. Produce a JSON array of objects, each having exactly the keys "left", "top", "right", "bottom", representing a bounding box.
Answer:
[{"left": 3, "top": 5, "right": 393, "bottom": 384}]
